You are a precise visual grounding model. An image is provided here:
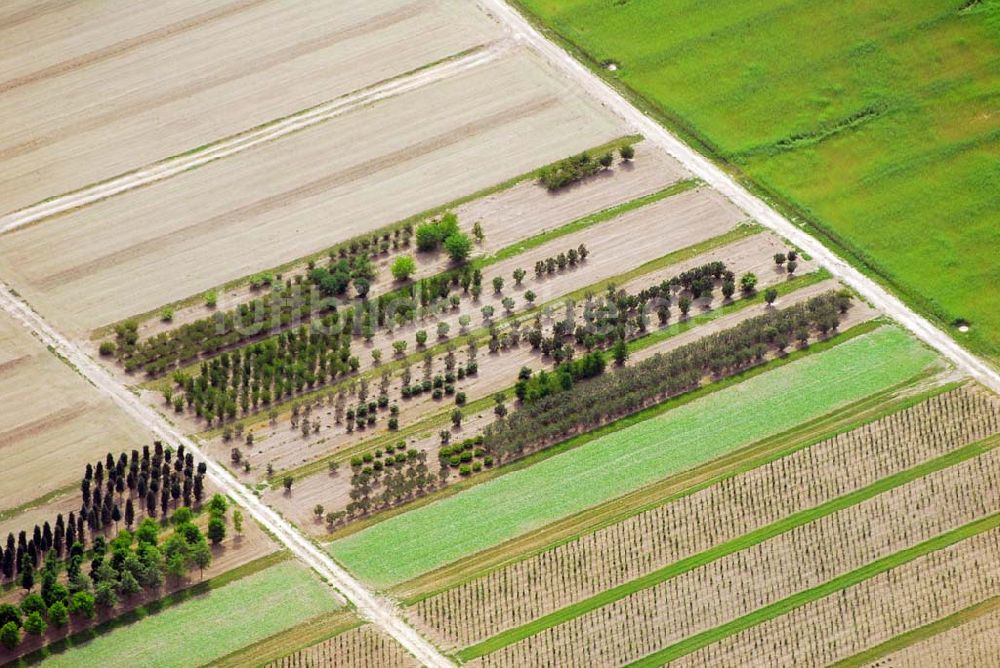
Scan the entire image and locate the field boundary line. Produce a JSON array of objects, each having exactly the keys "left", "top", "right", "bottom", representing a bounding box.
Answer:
[
  {"left": 0, "top": 42, "right": 509, "bottom": 232},
  {"left": 457, "top": 436, "right": 1000, "bottom": 660},
  {"left": 479, "top": 0, "right": 1000, "bottom": 392},
  {"left": 206, "top": 610, "right": 361, "bottom": 668},
  {"left": 623, "top": 514, "right": 1000, "bottom": 667},
  {"left": 0, "top": 283, "right": 456, "bottom": 668},
  {"left": 830, "top": 595, "right": 1000, "bottom": 668},
  {"left": 395, "top": 373, "right": 959, "bottom": 602}
]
